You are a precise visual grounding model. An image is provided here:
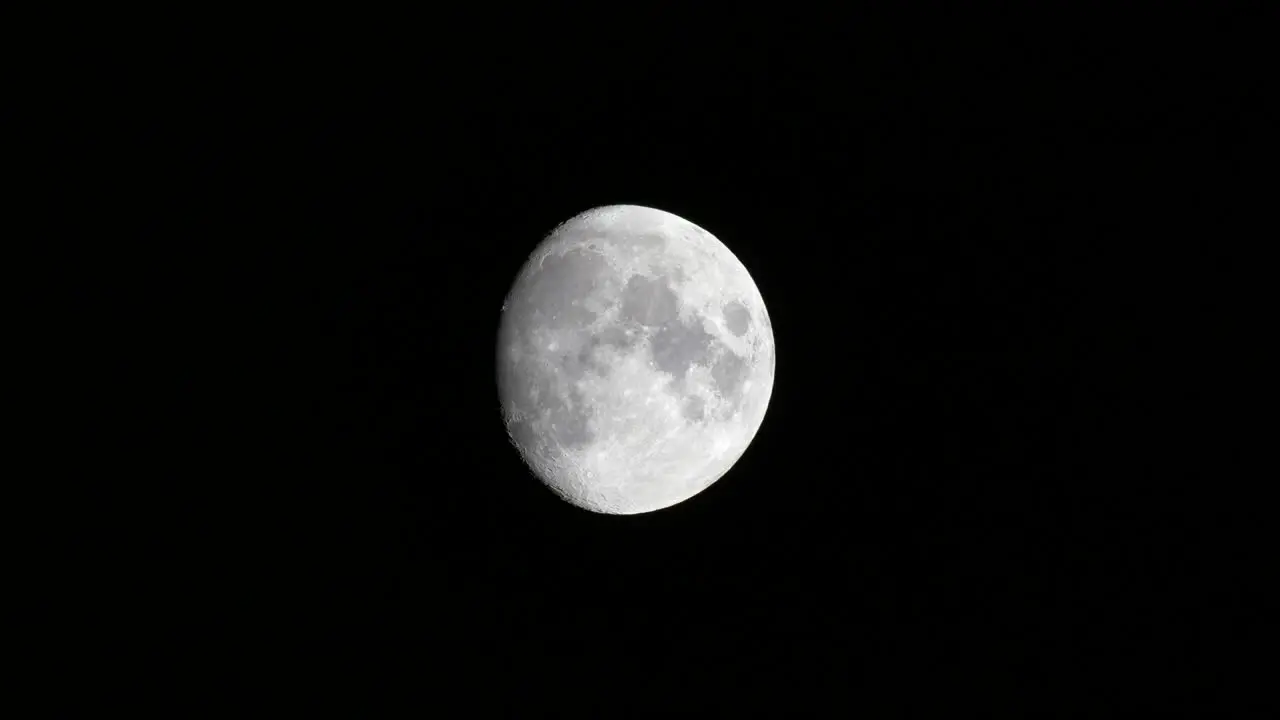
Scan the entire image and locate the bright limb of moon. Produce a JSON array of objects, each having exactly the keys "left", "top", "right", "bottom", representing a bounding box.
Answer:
[{"left": 496, "top": 205, "right": 775, "bottom": 514}]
